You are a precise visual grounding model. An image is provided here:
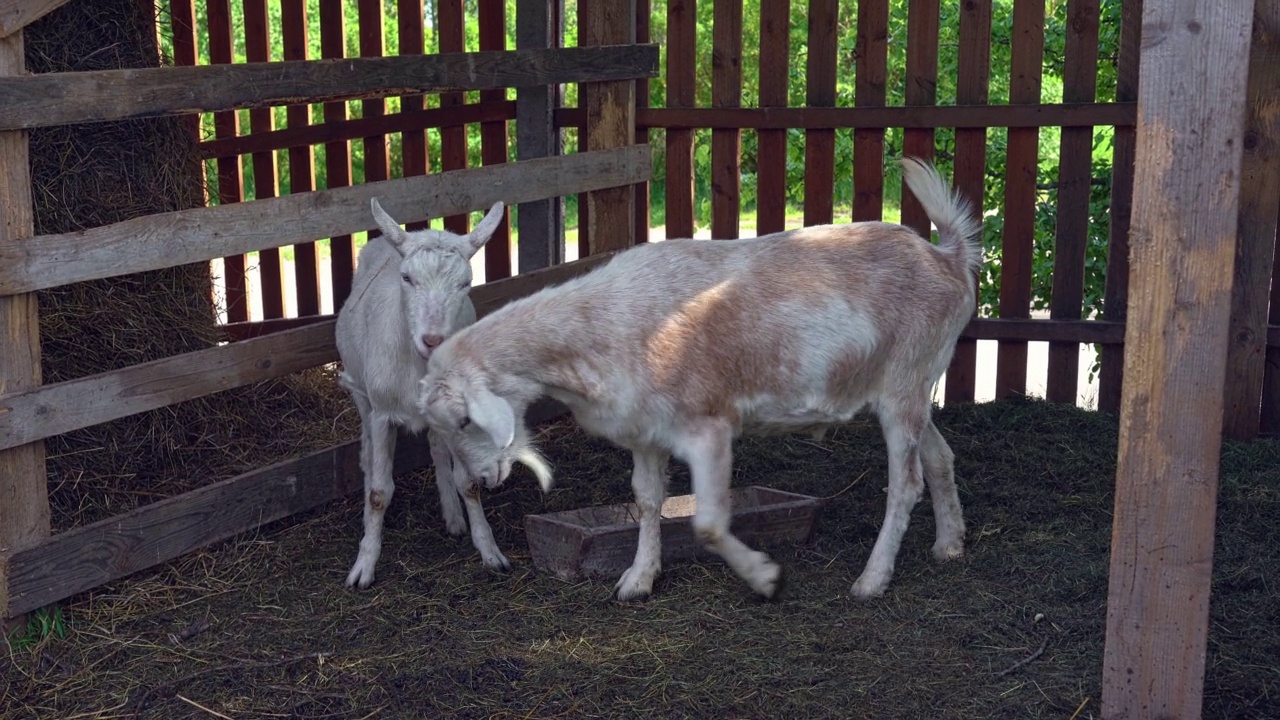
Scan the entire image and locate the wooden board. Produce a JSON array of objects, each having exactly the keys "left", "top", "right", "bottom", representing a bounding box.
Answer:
[
  {"left": 0, "top": 0, "right": 68, "bottom": 38},
  {"left": 1100, "top": 1, "right": 1253, "bottom": 716},
  {"left": 663, "top": 0, "right": 696, "bottom": 240},
  {"left": 358, "top": 0, "right": 390, "bottom": 217},
  {"left": 281, "top": 0, "right": 321, "bottom": 317},
  {"left": 479, "top": 0, "right": 512, "bottom": 280},
  {"left": 0, "top": 45, "right": 660, "bottom": 131},
  {"left": 319, "top": 0, "right": 355, "bottom": 311},
  {"left": 0, "top": 146, "right": 652, "bottom": 296},
  {"left": 0, "top": 30, "right": 48, "bottom": 566},
  {"left": 633, "top": 0, "right": 652, "bottom": 246},
  {"left": 943, "top": 0, "right": 992, "bottom": 405},
  {"left": 515, "top": 0, "right": 564, "bottom": 273},
  {"left": 853, "top": 0, "right": 888, "bottom": 222},
  {"left": 1046, "top": 0, "right": 1101, "bottom": 404},
  {"left": 583, "top": 0, "right": 636, "bottom": 255},
  {"left": 900, "top": 0, "right": 939, "bottom": 236},
  {"left": 168, "top": 0, "right": 199, "bottom": 139},
  {"left": 994, "top": 0, "right": 1045, "bottom": 400},
  {"left": 397, "top": 0, "right": 429, "bottom": 234},
  {"left": 244, "top": 0, "right": 284, "bottom": 321},
  {"left": 207, "top": 0, "right": 248, "bottom": 324},
  {"left": 437, "top": 0, "right": 470, "bottom": 237},
  {"left": 1222, "top": 1, "right": 1280, "bottom": 440},
  {"left": 1098, "top": 0, "right": 1143, "bottom": 414},
  {"left": 803, "top": 0, "right": 837, "bottom": 227},
  {"left": 755, "top": 0, "right": 790, "bottom": 235},
  {"left": 623, "top": 102, "right": 1134, "bottom": 130},
  {"left": 710, "top": 0, "right": 743, "bottom": 239}
]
